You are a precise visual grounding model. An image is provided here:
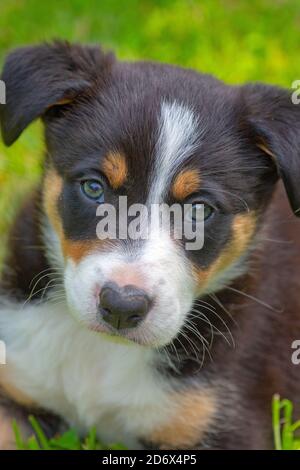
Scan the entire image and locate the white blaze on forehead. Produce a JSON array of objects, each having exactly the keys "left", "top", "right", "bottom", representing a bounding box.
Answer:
[
  {"left": 42, "top": 102, "right": 200, "bottom": 351},
  {"left": 148, "top": 100, "right": 201, "bottom": 204}
]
